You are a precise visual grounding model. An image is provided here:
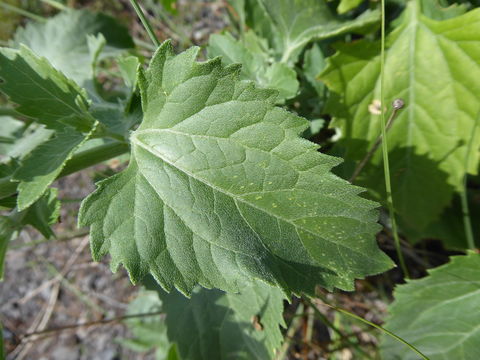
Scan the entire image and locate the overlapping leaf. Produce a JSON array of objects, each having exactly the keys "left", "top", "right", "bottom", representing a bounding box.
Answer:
[
  {"left": 0, "top": 45, "right": 96, "bottom": 209},
  {"left": 320, "top": 2, "right": 480, "bottom": 231},
  {"left": 381, "top": 252, "right": 480, "bottom": 360},
  {"left": 257, "top": 0, "right": 380, "bottom": 63},
  {"left": 79, "top": 41, "right": 393, "bottom": 296},
  {"left": 207, "top": 31, "right": 298, "bottom": 100},
  {"left": 125, "top": 278, "right": 286, "bottom": 360},
  {"left": 210, "top": 0, "right": 380, "bottom": 100},
  {"left": 13, "top": 9, "right": 134, "bottom": 87}
]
